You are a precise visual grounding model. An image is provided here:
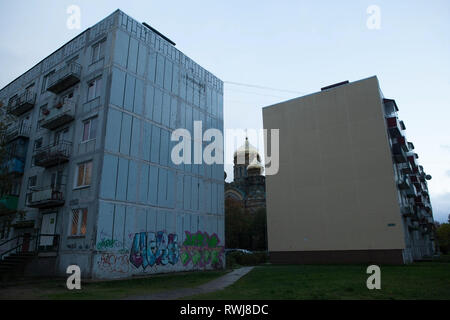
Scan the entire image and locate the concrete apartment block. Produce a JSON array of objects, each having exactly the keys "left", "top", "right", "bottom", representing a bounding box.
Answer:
[
  {"left": 262, "top": 76, "right": 435, "bottom": 264},
  {"left": 0, "top": 10, "right": 224, "bottom": 279}
]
